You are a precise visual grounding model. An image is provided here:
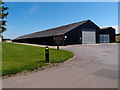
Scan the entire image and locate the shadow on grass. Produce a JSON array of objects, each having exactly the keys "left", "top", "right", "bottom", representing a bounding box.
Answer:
[{"left": 36, "top": 60, "right": 47, "bottom": 63}]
